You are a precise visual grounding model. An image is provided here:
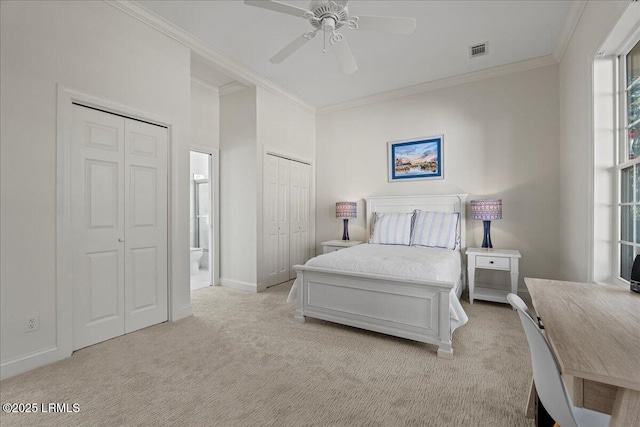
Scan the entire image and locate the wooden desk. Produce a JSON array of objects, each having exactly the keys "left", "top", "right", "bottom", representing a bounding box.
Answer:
[{"left": 525, "top": 278, "right": 640, "bottom": 427}]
